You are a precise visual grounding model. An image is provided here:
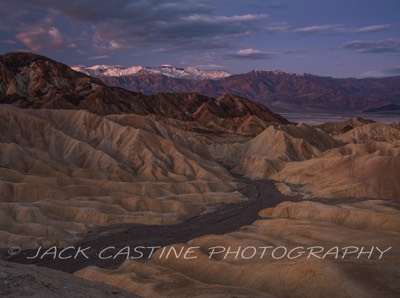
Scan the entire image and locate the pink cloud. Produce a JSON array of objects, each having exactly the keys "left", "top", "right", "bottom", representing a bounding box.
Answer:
[{"left": 16, "top": 26, "right": 76, "bottom": 52}]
